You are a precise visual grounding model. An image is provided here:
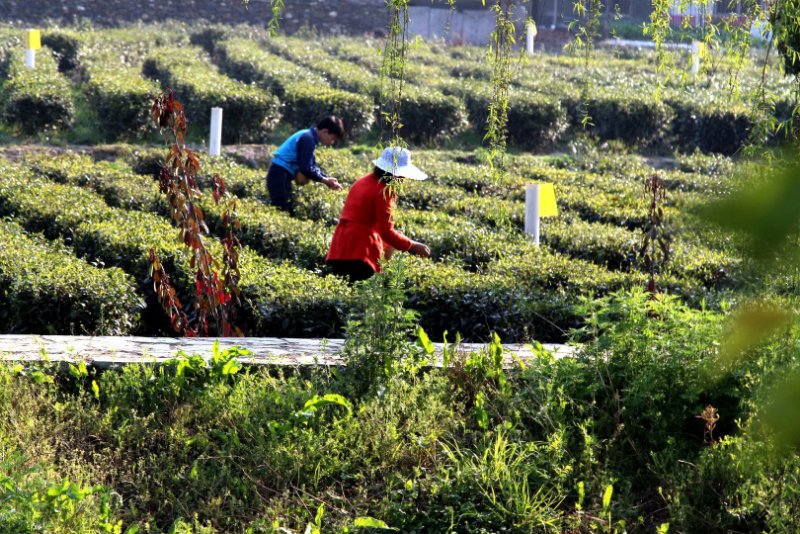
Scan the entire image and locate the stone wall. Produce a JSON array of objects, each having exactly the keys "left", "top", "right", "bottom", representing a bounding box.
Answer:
[{"left": 0, "top": 0, "right": 388, "bottom": 35}]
